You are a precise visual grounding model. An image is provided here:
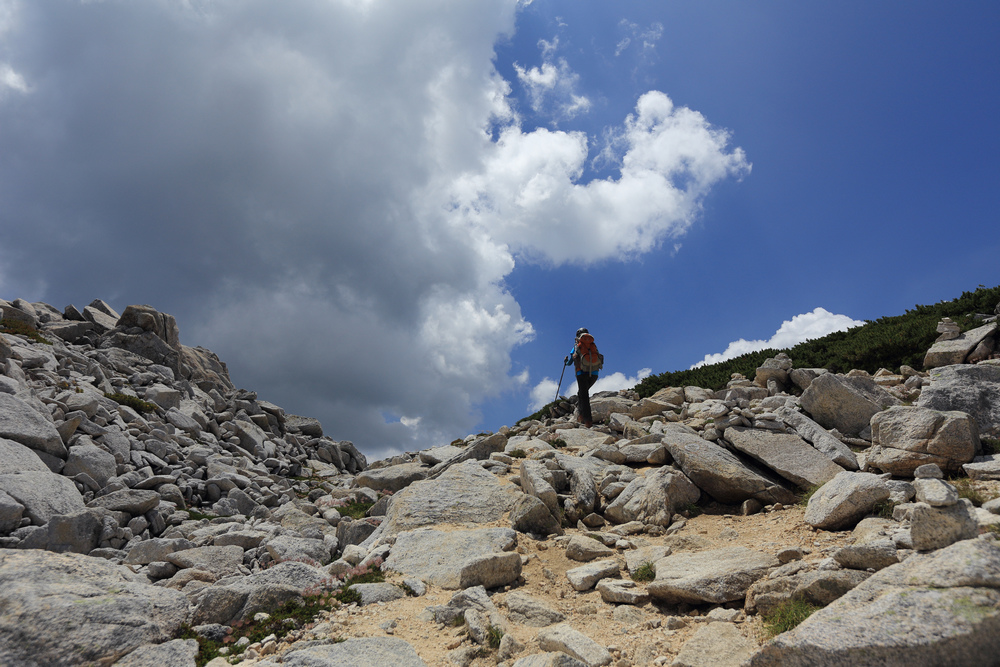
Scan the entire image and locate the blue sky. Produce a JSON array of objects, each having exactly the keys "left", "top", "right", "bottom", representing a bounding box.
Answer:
[{"left": 1, "top": 1, "right": 998, "bottom": 461}]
